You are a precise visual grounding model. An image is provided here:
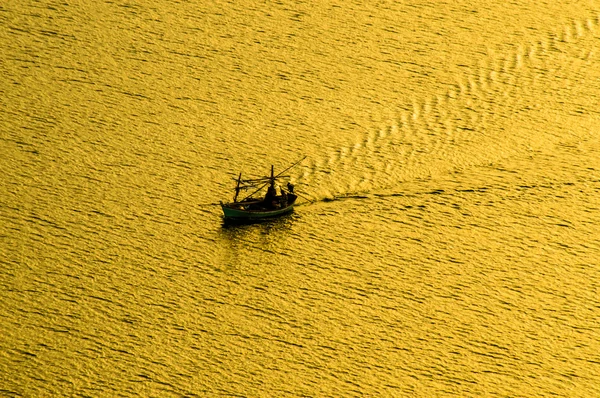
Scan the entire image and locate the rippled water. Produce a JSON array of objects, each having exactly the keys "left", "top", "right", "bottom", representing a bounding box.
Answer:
[{"left": 2, "top": 0, "right": 600, "bottom": 396}]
